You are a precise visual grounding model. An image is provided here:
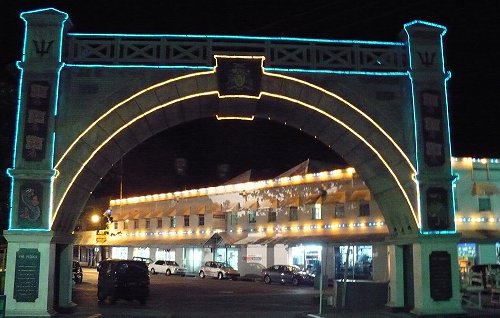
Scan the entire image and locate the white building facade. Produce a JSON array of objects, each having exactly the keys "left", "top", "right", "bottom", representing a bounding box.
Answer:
[{"left": 74, "top": 158, "right": 500, "bottom": 281}]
